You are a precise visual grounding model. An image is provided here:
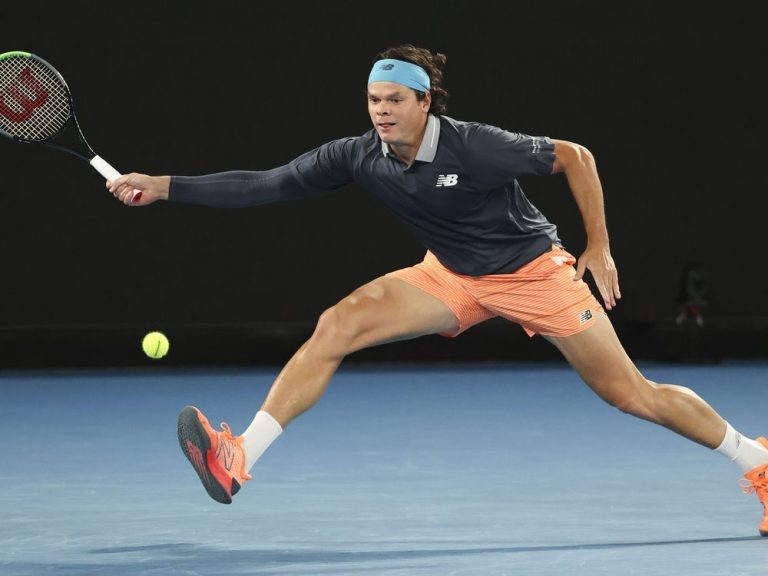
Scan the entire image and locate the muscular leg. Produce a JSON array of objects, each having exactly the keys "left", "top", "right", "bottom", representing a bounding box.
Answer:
[
  {"left": 546, "top": 313, "right": 768, "bottom": 535},
  {"left": 261, "top": 276, "right": 459, "bottom": 427},
  {"left": 177, "top": 275, "right": 458, "bottom": 501},
  {"left": 547, "top": 313, "right": 726, "bottom": 448}
]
